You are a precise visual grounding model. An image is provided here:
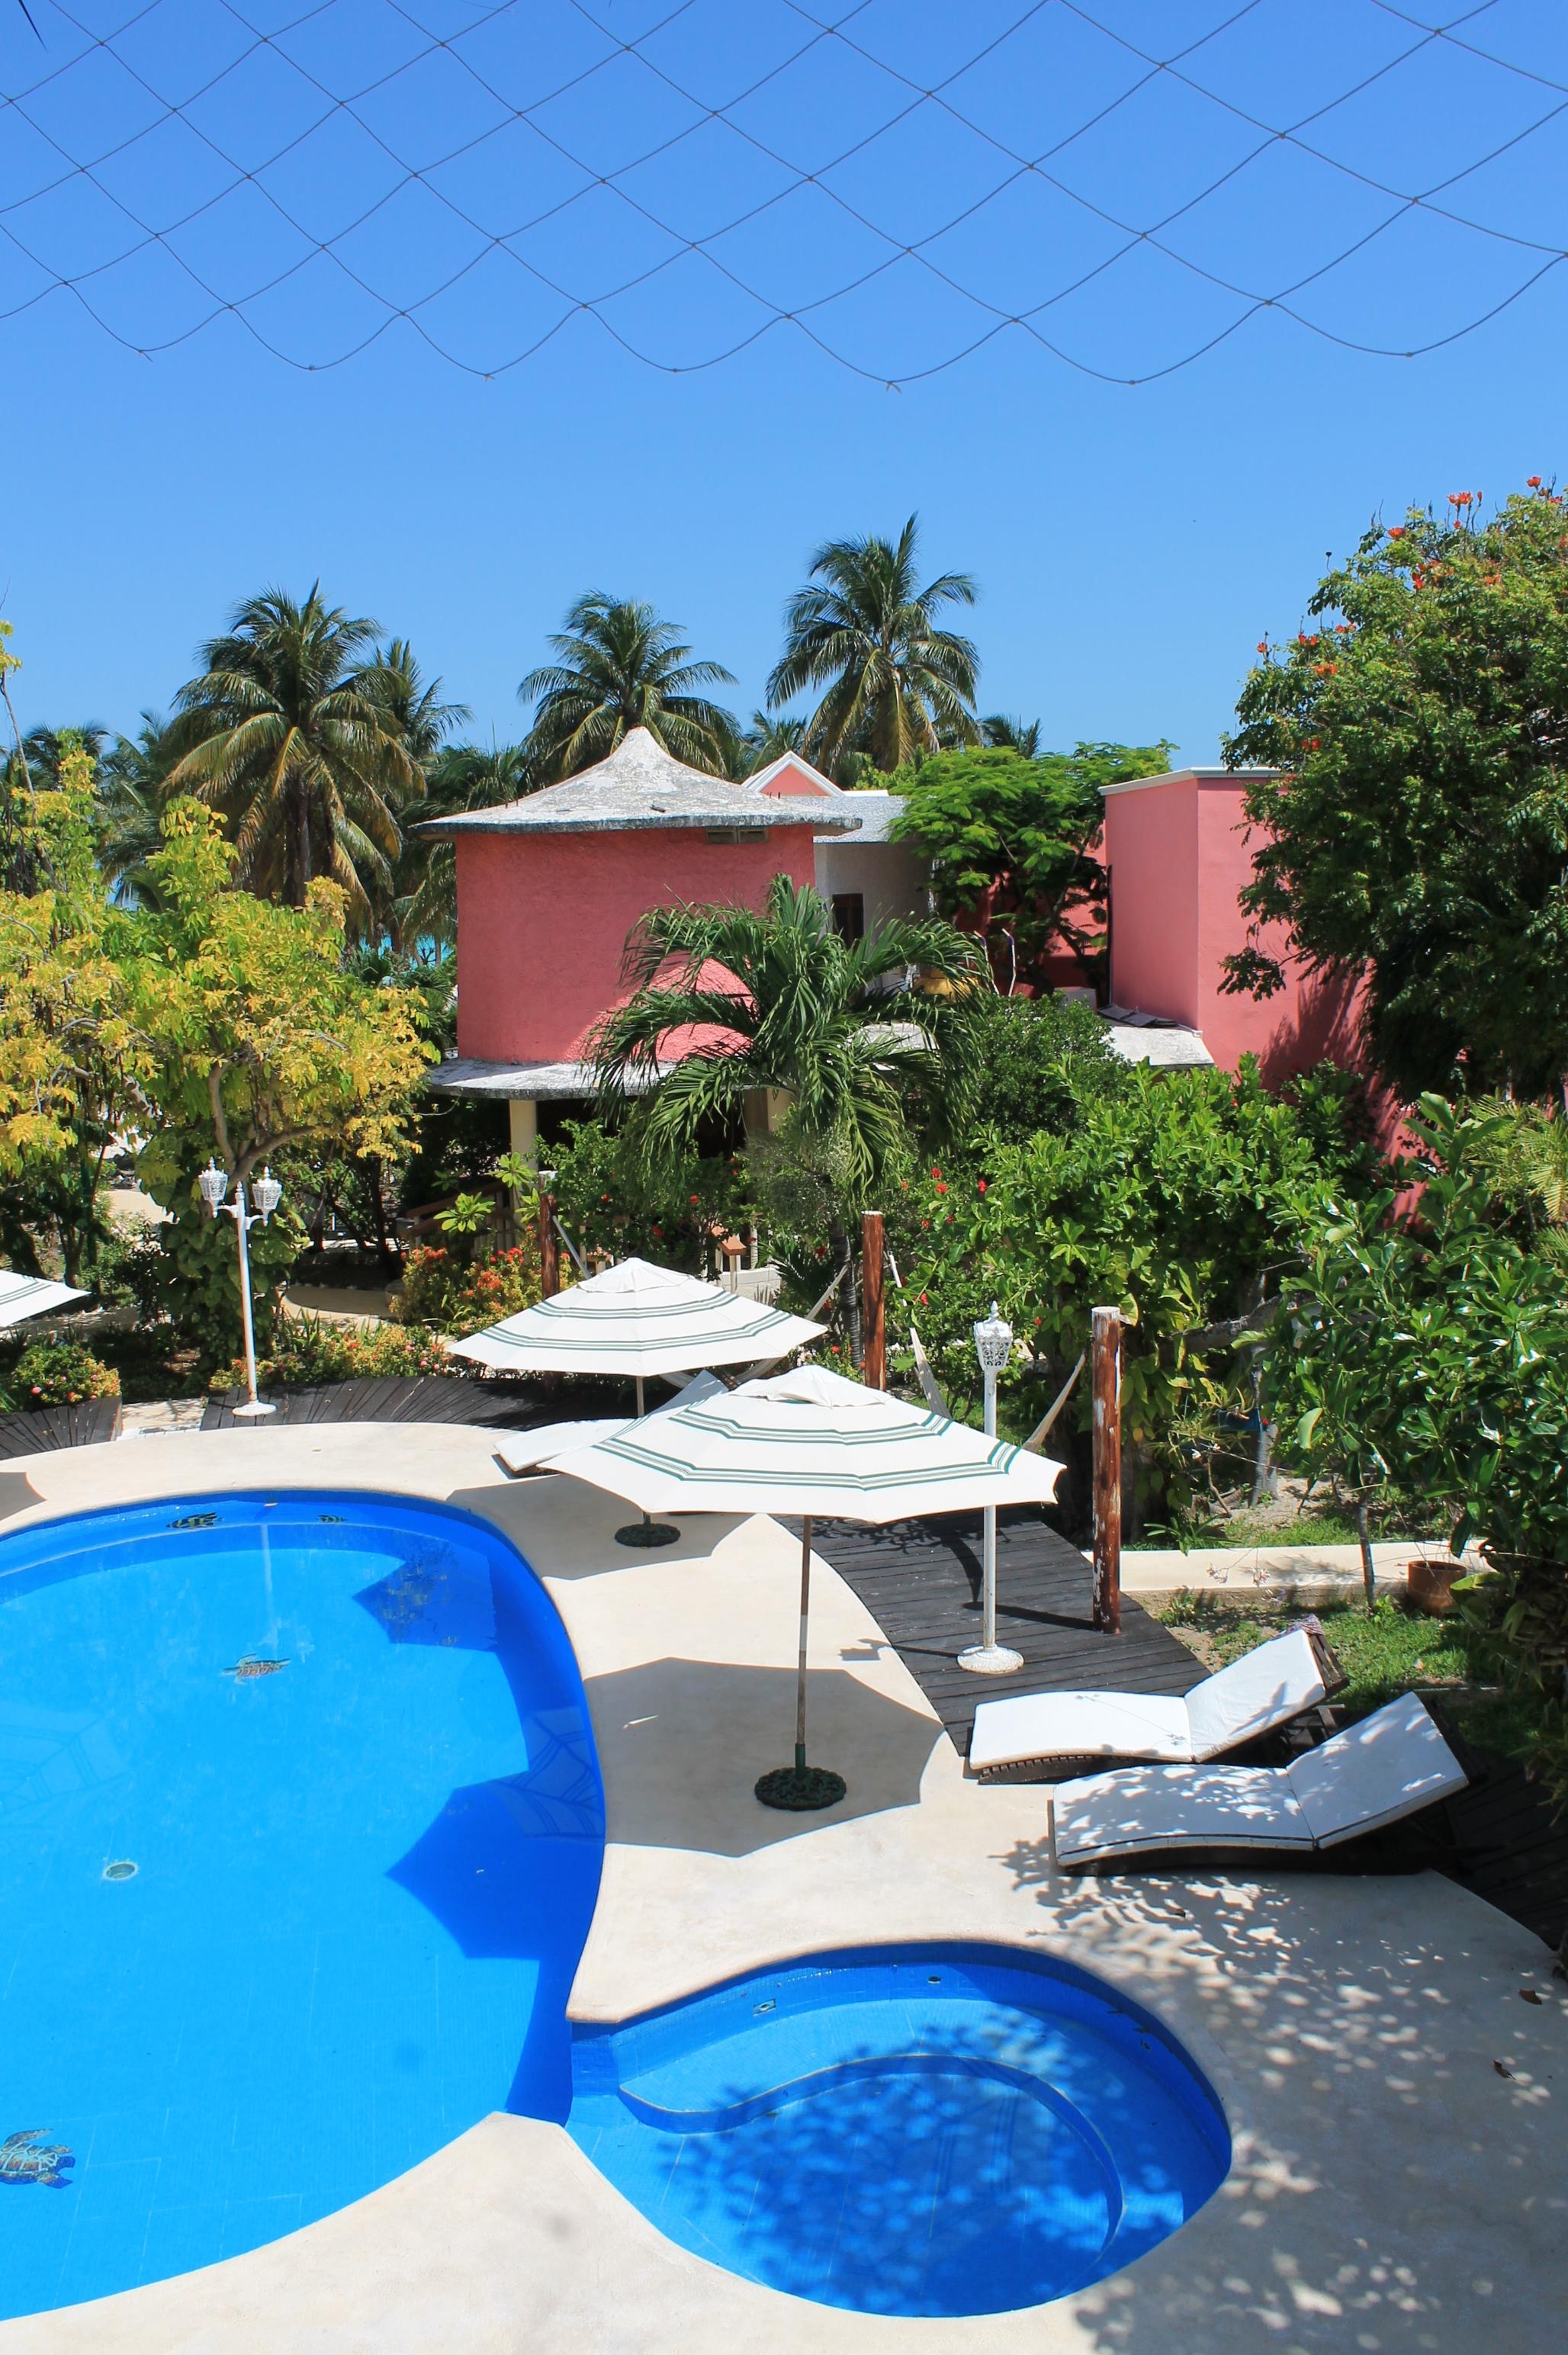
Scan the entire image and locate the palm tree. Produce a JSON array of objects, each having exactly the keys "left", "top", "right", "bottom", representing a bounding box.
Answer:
[
  {"left": 589, "top": 876, "right": 989, "bottom": 1213},
  {"left": 97, "top": 712, "right": 174, "bottom": 906},
  {"left": 983, "top": 714, "right": 1043, "bottom": 758},
  {"left": 167, "top": 586, "right": 423, "bottom": 933},
  {"left": 767, "top": 517, "right": 981, "bottom": 776},
  {"left": 361, "top": 638, "right": 468, "bottom": 772},
  {"left": 519, "top": 593, "right": 737, "bottom": 781},
  {"left": 395, "top": 738, "right": 538, "bottom": 949}
]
